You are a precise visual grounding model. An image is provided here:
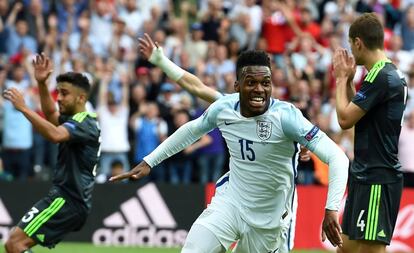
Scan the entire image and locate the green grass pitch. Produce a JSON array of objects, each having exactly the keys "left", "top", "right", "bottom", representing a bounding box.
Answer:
[{"left": 0, "top": 243, "right": 328, "bottom": 253}]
